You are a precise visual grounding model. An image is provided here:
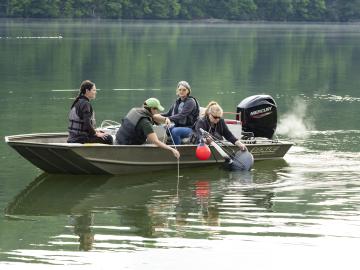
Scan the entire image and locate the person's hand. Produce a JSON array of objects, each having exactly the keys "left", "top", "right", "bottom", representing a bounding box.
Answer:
[
  {"left": 236, "top": 141, "right": 247, "bottom": 151},
  {"left": 164, "top": 117, "right": 171, "bottom": 127},
  {"left": 172, "top": 148, "right": 180, "bottom": 159},
  {"left": 96, "top": 131, "right": 106, "bottom": 137},
  {"left": 202, "top": 135, "right": 213, "bottom": 145}
]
